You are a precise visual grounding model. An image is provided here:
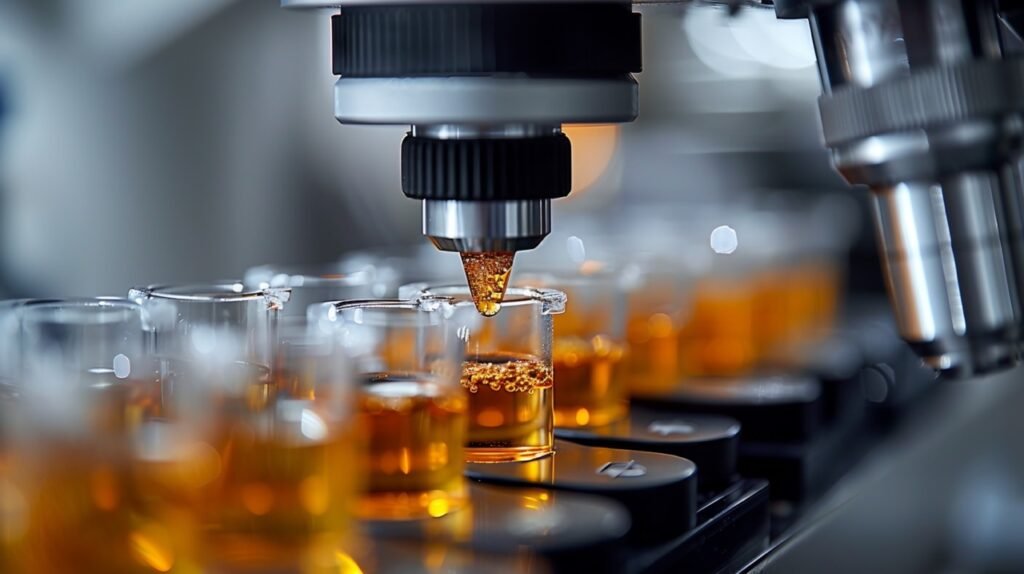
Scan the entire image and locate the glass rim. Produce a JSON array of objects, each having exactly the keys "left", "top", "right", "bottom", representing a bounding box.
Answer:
[
  {"left": 327, "top": 298, "right": 458, "bottom": 317},
  {"left": 401, "top": 283, "right": 567, "bottom": 314},
  {"left": 129, "top": 281, "right": 290, "bottom": 303},
  {"left": 311, "top": 298, "right": 460, "bottom": 328},
  {"left": 331, "top": 298, "right": 425, "bottom": 312},
  {"left": 0, "top": 297, "right": 64, "bottom": 309},
  {"left": 19, "top": 297, "right": 143, "bottom": 320}
]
